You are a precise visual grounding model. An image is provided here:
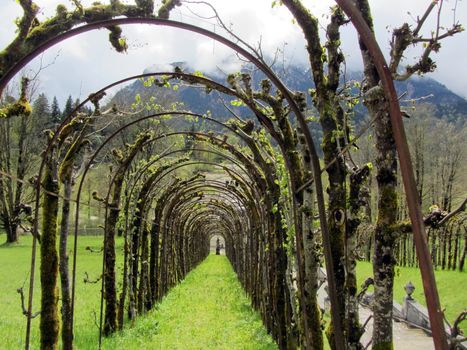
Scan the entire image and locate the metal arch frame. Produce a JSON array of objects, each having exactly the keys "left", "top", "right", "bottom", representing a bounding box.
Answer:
[{"left": 0, "top": 6, "right": 445, "bottom": 349}]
